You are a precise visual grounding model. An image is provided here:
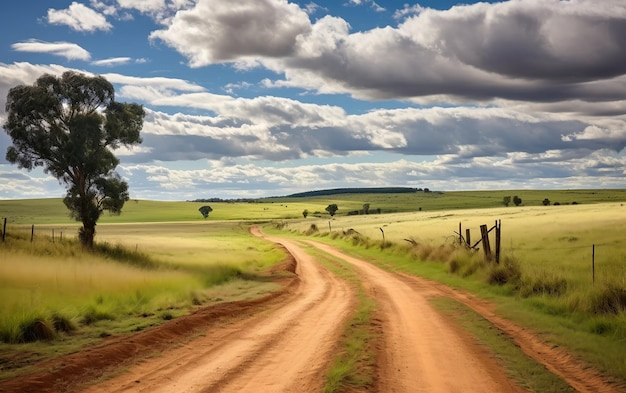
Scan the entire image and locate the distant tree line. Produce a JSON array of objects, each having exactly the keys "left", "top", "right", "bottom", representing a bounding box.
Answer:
[
  {"left": 190, "top": 198, "right": 259, "bottom": 203},
  {"left": 287, "top": 187, "right": 426, "bottom": 198}
]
